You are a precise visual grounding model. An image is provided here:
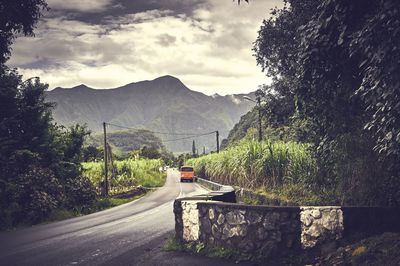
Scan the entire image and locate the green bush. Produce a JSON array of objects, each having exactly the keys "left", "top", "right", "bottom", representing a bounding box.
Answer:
[{"left": 82, "top": 158, "right": 165, "bottom": 190}]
